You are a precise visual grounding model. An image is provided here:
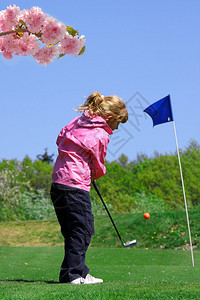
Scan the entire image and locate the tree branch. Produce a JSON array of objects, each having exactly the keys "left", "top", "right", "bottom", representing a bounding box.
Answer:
[{"left": 0, "top": 28, "right": 42, "bottom": 38}]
